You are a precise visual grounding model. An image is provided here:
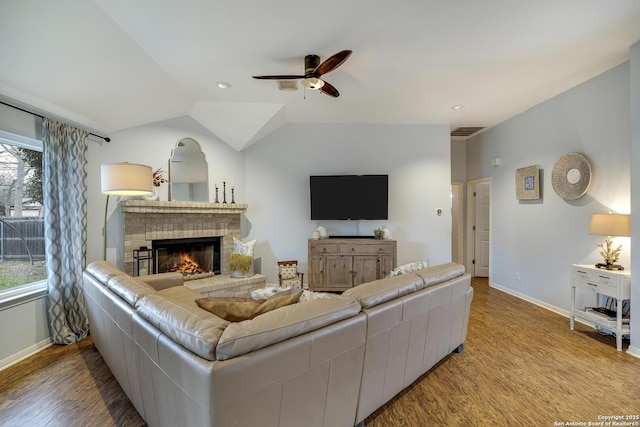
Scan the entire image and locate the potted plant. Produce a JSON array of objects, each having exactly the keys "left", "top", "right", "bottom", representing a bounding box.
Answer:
[
  {"left": 373, "top": 227, "right": 385, "bottom": 240},
  {"left": 230, "top": 253, "right": 254, "bottom": 278}
]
